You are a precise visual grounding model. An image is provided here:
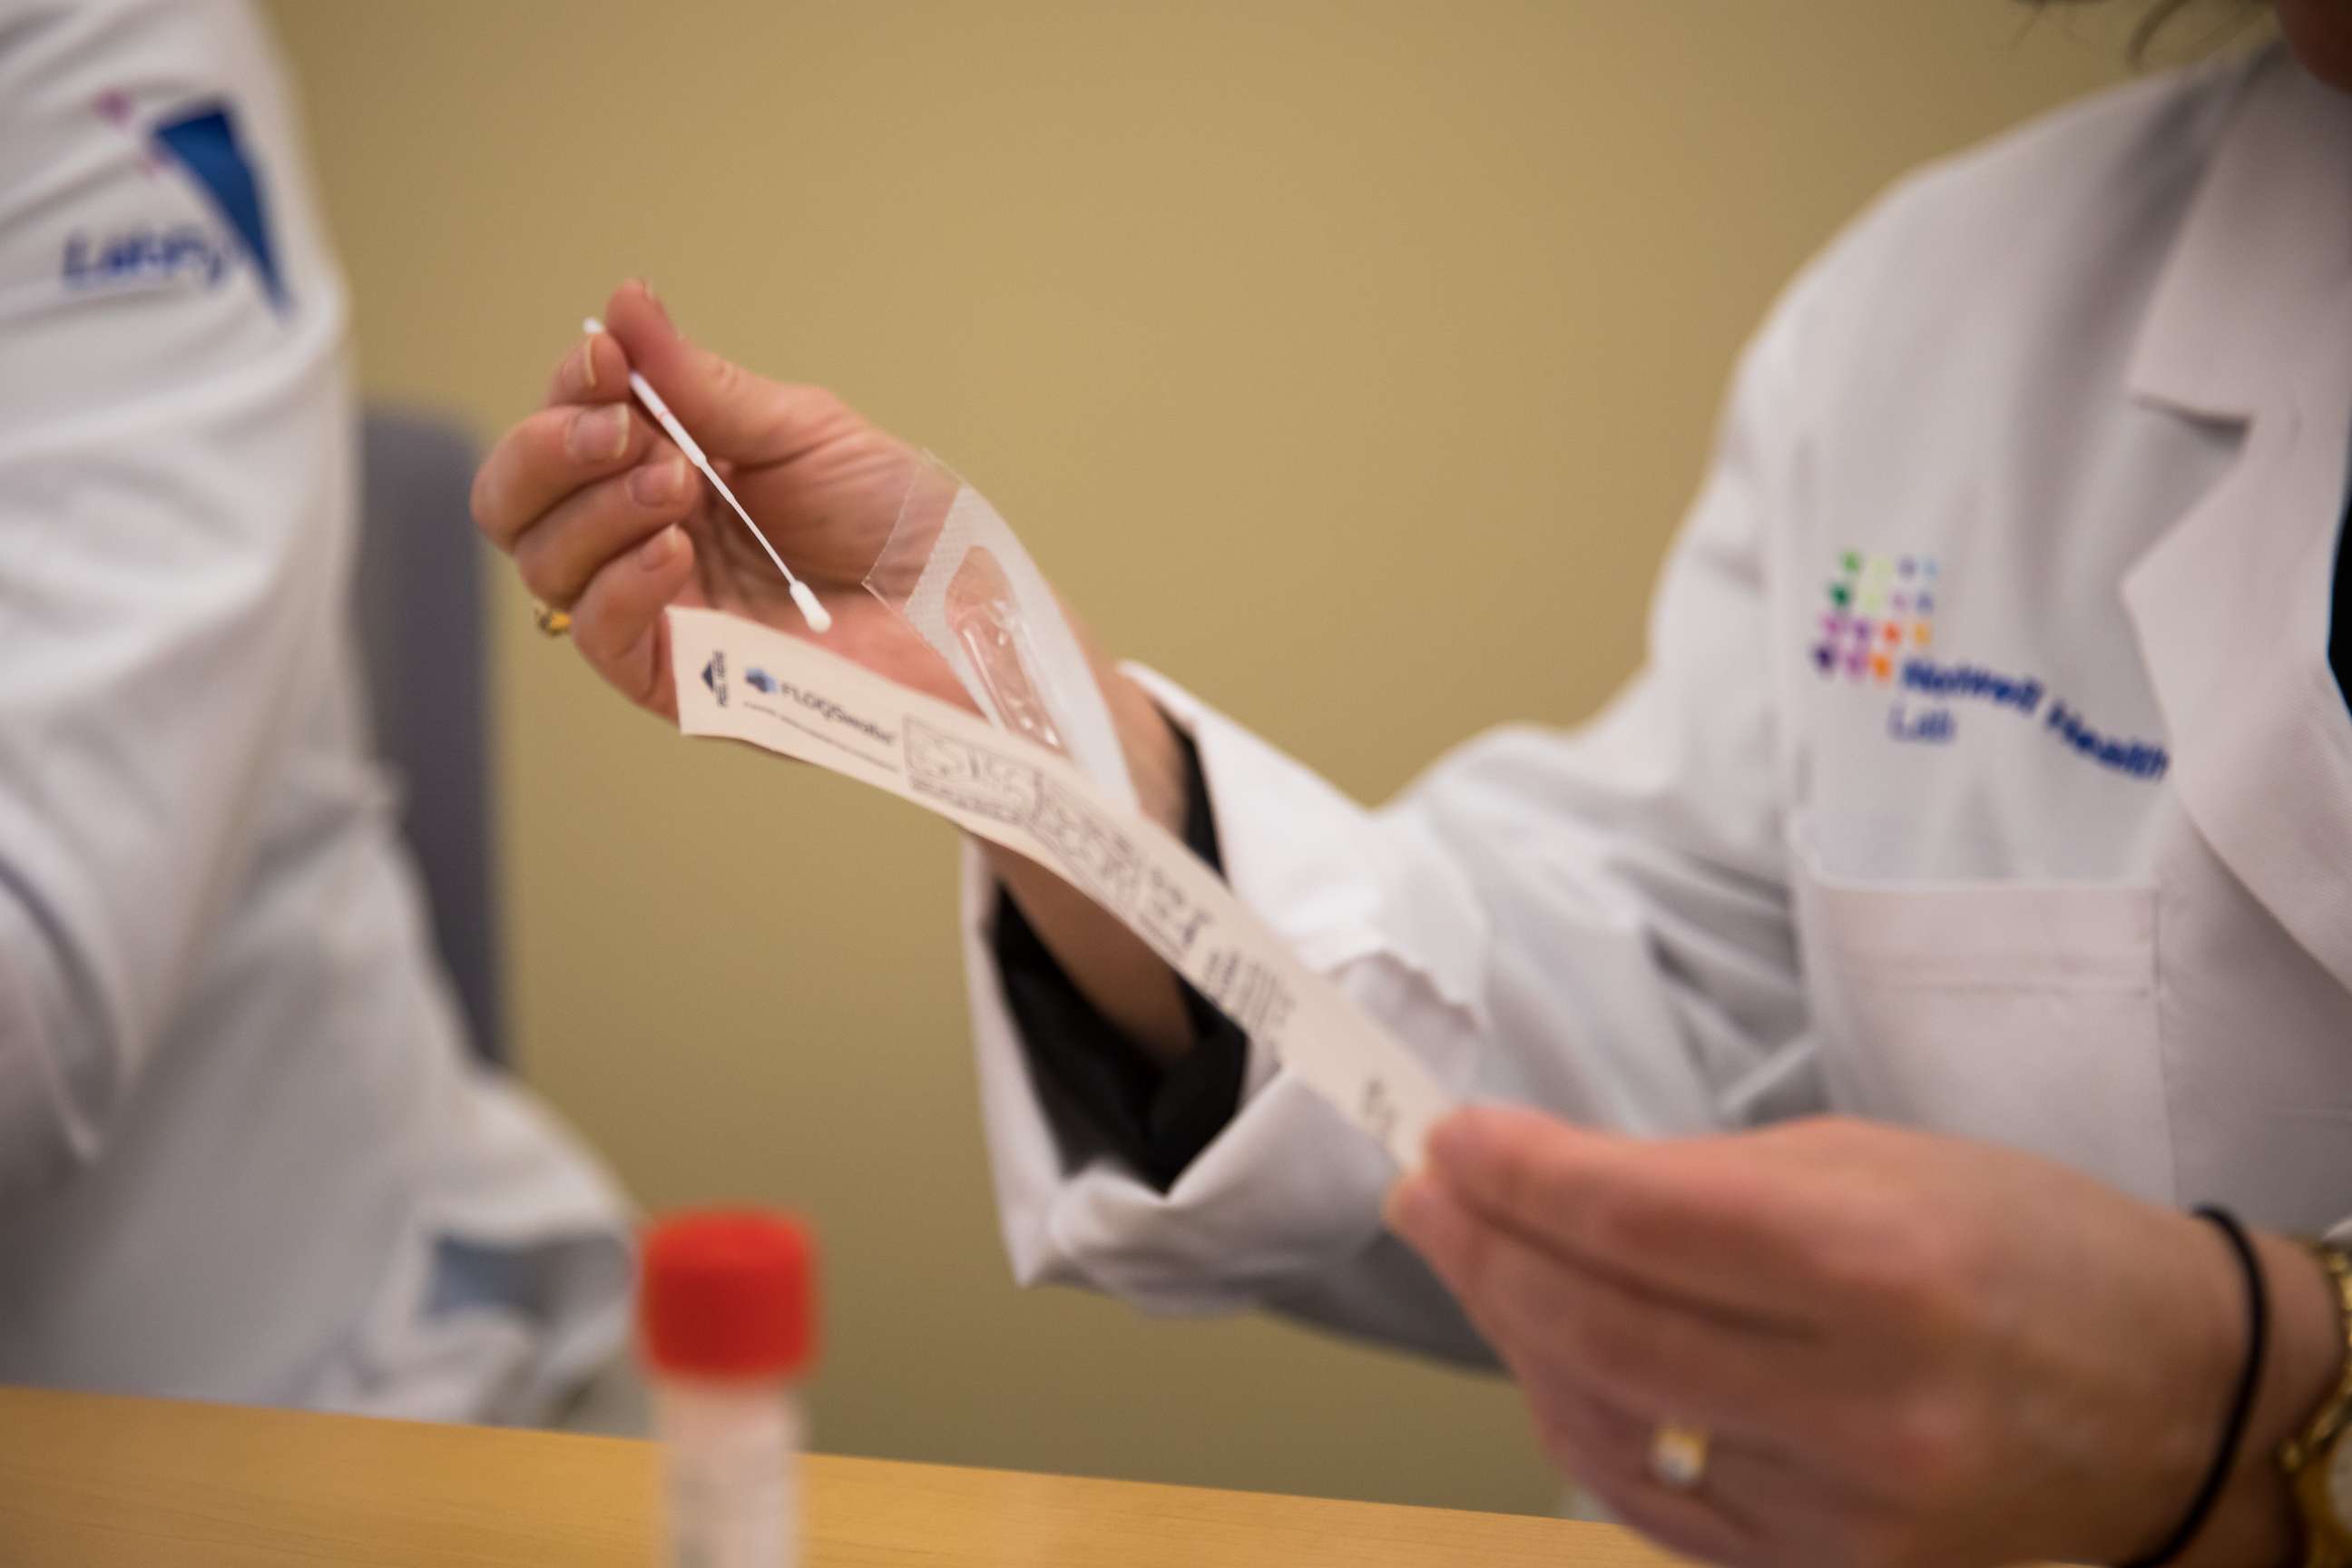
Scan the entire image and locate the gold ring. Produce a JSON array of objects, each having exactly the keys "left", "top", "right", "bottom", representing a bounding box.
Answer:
[
  {"left": 1648, "top": 1420, "right": 1710, "bottom": 1492},
  {"left": 532, "top": 601, "right": 572, "bottom": 638}
]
